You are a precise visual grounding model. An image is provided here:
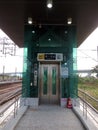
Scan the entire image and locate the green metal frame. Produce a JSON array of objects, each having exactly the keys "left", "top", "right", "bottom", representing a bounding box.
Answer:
[{"left": 22, "top": 25, "right": 78, "bottom": 98}]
